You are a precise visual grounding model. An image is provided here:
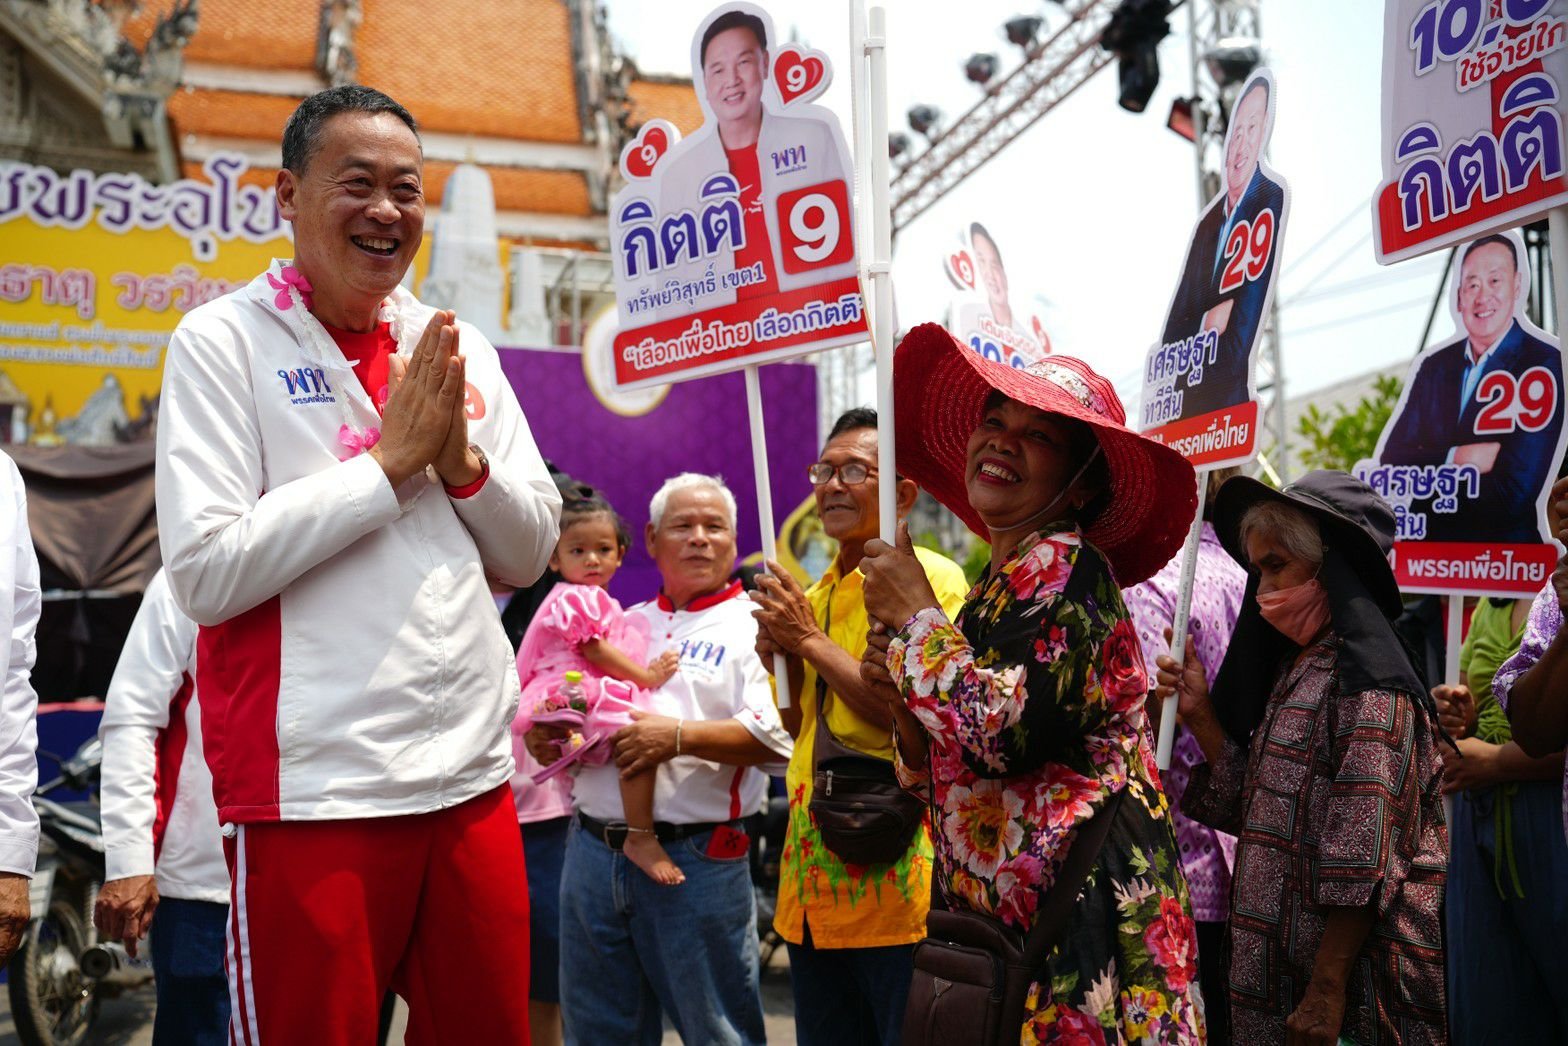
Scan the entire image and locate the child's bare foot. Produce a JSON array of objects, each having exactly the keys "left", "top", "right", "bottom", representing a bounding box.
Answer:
[{"left": 623, "top": 829, "right": 684, "bottom": 885}]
